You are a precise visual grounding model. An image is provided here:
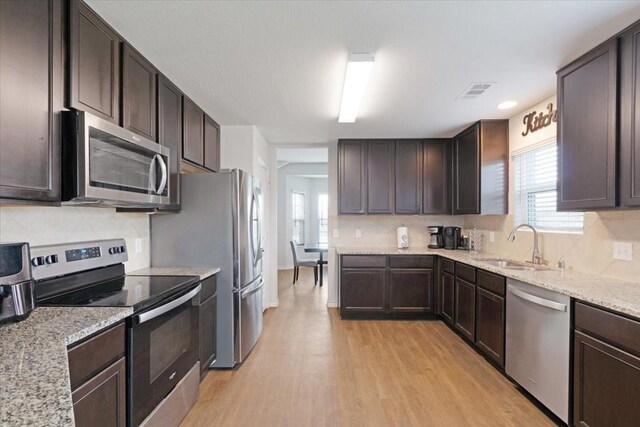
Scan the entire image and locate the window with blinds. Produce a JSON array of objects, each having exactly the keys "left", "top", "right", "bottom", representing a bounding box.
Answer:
[
  {"left": 513, "top": 142, "right": 584, "bottom": 232},
  {"left": 292, "top": 192, "right": 305, "bottom": 244},
  {"left": 318, "top": 194, "right": 328, "bottom": 244}
]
